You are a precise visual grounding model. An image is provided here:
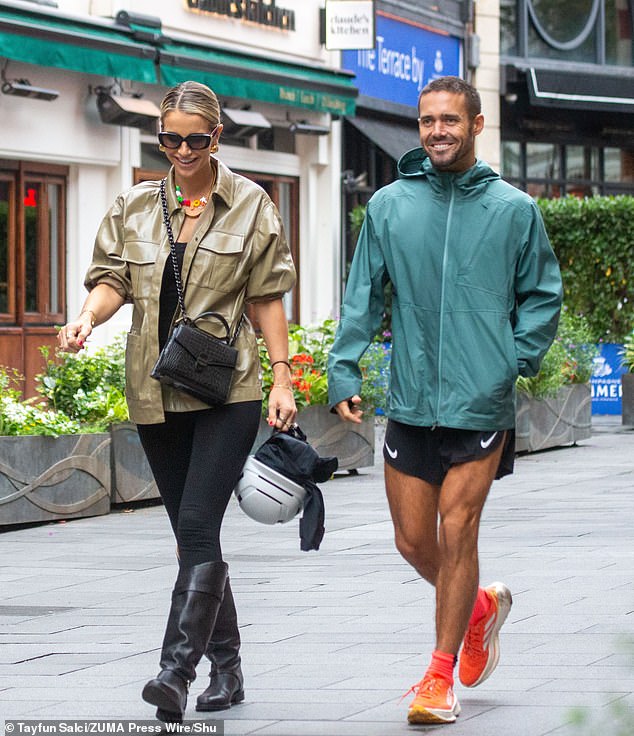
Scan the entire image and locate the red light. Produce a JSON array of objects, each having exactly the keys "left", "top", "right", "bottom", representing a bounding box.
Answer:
[{"left": 24, "top": 188, "right": 37, "bottom": 207}]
